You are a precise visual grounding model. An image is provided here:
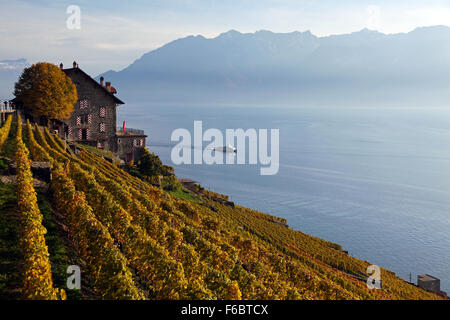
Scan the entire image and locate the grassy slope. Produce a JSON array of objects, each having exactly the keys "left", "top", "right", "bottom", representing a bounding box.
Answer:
[
  {"left": 0, "top": 182, "right": 22, "bottom": 299},
  {"left": 0, "top": 124, "right": 22, "bottom": 299},
  {"left": 2, "top": 122, "right": 16, "bottom": 159},
  {"left": 168, "top": 187, "right": 200, "bottom": 203},
  {"left": 73, "top": 142, "right": 118, "bottom": 160},
  {"left": 36, "top": 190, "right": 83, "bottom": 300}
]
